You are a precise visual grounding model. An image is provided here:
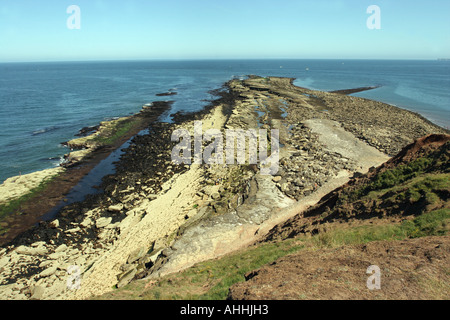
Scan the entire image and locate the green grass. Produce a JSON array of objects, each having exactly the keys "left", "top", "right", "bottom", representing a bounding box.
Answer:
[
  {"left": 195, "top": 239, "right": 302, "bottom": 300},
  {"left": 91, "top": 118, "right": 141, "bottom": 146},
  {"left": 401, "top": 208, "right": 449, "bottom": 238},
  {"left": 382, "top": 174, "right": 447, "bottom": 202},
  {"left": 370, "top": 156, "right": 434, "bottom": 190},
  {"left": 343, "top": 173, "right": 449, "bottom": 219},
  {"left": 348, "top": 146, "right": 449, "bottom": 203},
  {"left": 313, "top": 208, "right": 449, "bottom": 248}
]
